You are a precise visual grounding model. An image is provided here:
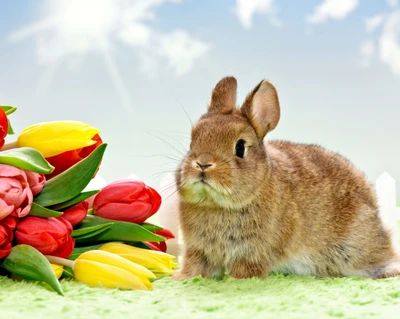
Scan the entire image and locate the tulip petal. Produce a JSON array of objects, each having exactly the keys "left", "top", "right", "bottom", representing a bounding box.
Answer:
[
  {"left": 153, "top": 228, "right": 175, "bottom": 240},
  {"left": 0, "top": 216, "right": 19, "bottom": 230},
  {"left": 93, "top": 180, "right": 146, "bottom": 209},
  {"left": 0, "top": 226, "right": 8, "bottom": 246},
  {"left": 147, "top": 186, "right": 162, "bottom": 214},
  {"left": 50, "top": 263, "right": 64, "bottom": 279},
  {"left": 94, "top": 201, "right": 152, "bottom": 224},
  {"left": 1, "top": 178, "right": 25, "bottom": 210},
  {"left": 0, "top": 164, "right": 28, "bottom": 179},
  {"left": 15, "top": 230, "right": 58, "bottom": 255},
  {"left": 78, "top": 250, "right": 155, "bottom": 280},
  {"left": 143, "top": 241, "right": 163, "bottom": 252},
  {"left": 74, "top": 260, "right": 148, "bottom": 290},
  {"left": 17, "top": 216, "right": 67, "bottom": 237},
  {"left": 0, "top": 108, "right": 8, "bottom": 149},
  {"left": 17, "top": 121, "right": 100, "bottom": 157},
  {"left": 25, "top": 171, "right": 46, "bottom": 196},
  {"left": 10, "top": 187, "right": 33, "bottom": 218},
  {"left": 45, "top": 134, "right": 102, "bottom": 179},
  {"left": 0, "top": 243, "right": 12, "bottom": 259},
  {"left": 60, "top": 201, "right": 88, "bottom": 226},
  {"left": 0, "top": 198, "right": 15, "bottom": 220},
  {"left": 52, "top": 235, "right": 75, "bottom": 258}
]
